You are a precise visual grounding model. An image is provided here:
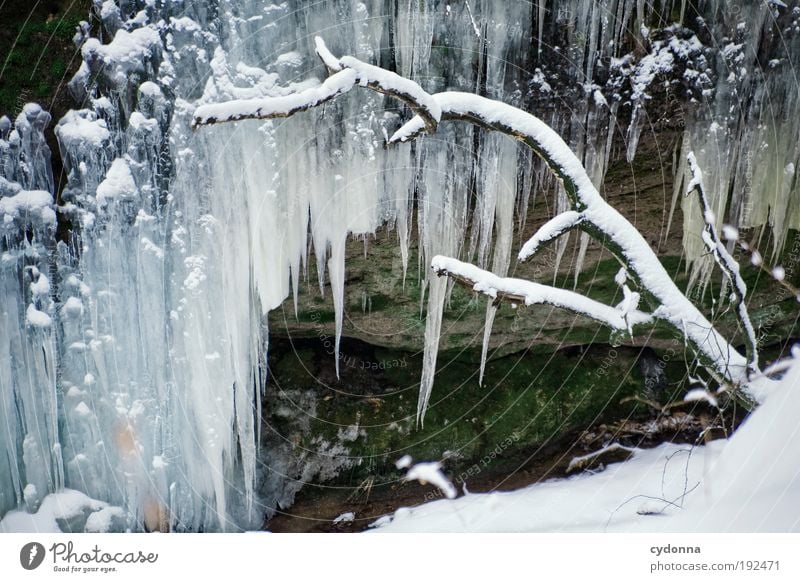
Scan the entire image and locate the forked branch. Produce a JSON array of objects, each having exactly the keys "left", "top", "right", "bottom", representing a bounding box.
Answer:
[{"left": 193, "top": 36, "right": 764, "bottom": 400}]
